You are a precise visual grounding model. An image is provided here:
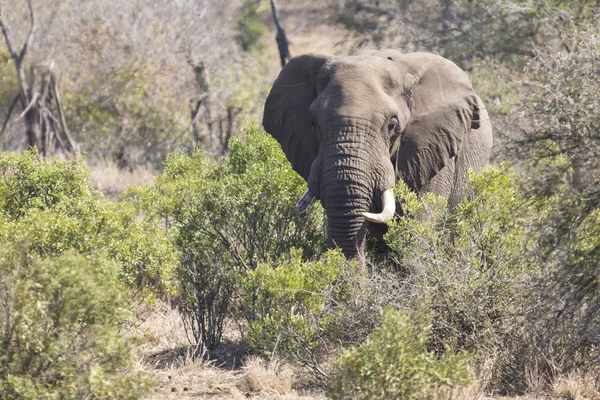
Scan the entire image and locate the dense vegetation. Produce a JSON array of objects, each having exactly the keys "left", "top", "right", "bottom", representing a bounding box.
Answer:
[
  {"left": 1, "top": 0, "right": 599, "bottom": 399},
  {"left": 0, "top": 152, "right": 171, "bottom": 398}
]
